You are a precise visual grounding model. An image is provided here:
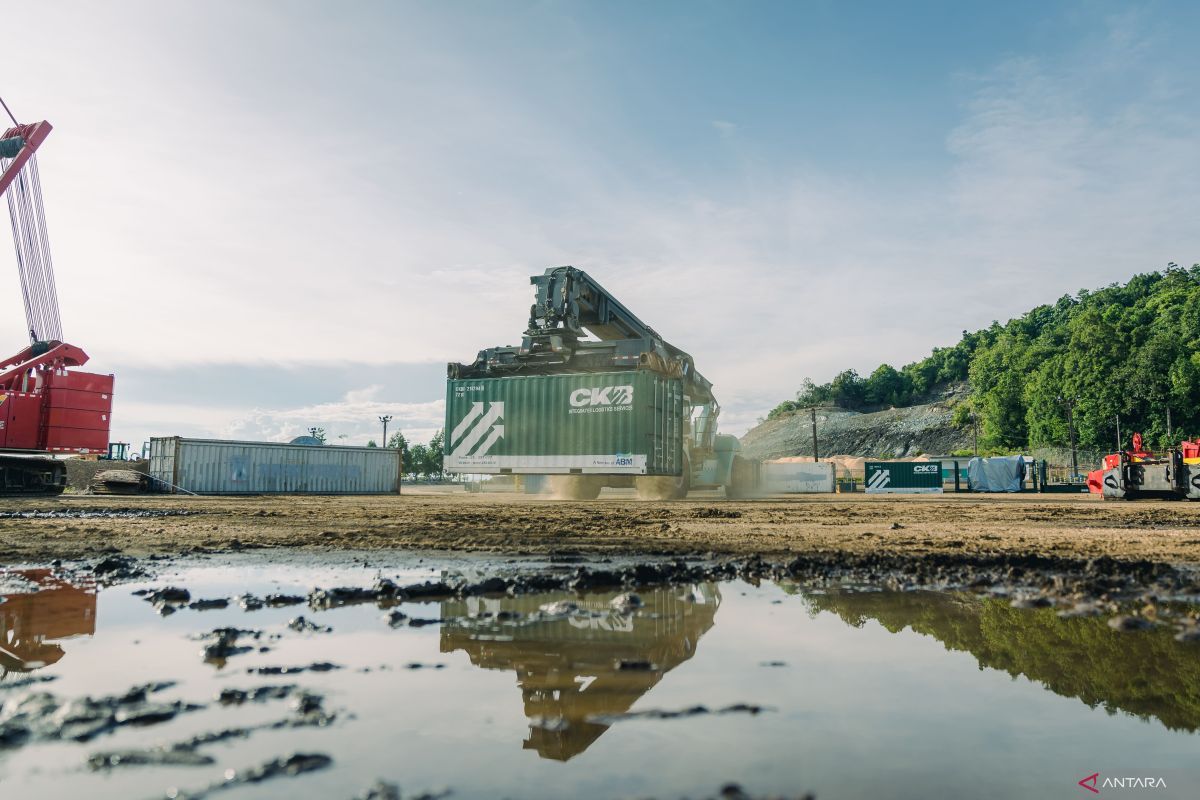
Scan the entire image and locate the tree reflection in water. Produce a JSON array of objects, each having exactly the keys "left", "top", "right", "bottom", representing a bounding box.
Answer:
[{"left": 793, "top": 586, "right": 1200, "bottom": 732}]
